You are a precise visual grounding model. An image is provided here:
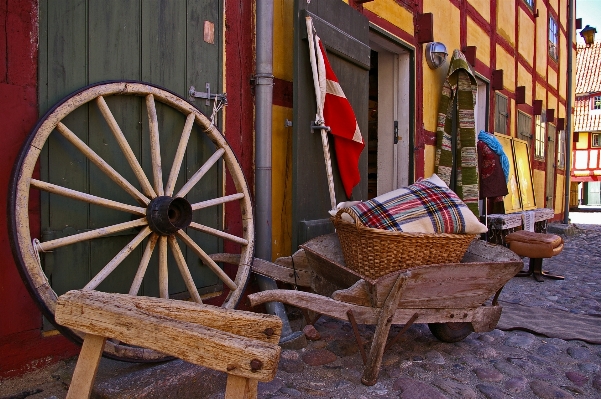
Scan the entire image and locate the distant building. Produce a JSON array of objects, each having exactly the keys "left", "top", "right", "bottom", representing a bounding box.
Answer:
[{"left": 573, "top": 41, "right": 601, "bottom": 206}]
